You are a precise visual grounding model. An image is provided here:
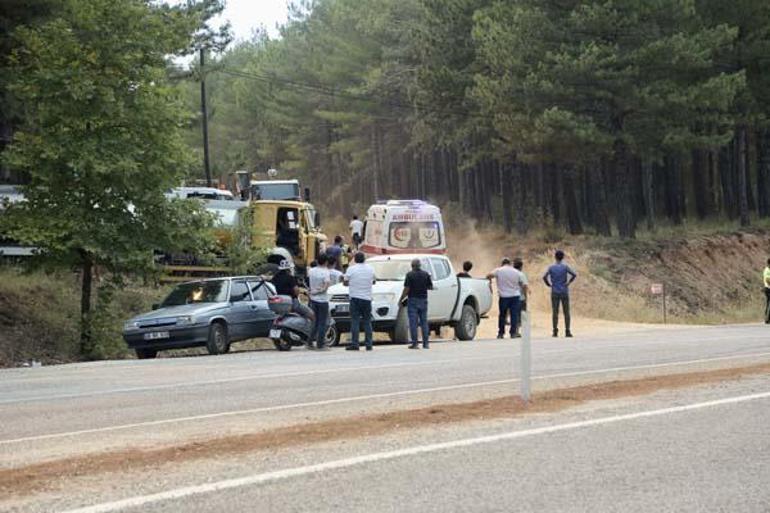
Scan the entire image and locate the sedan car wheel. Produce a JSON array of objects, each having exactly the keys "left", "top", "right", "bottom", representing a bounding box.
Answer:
[
  {"left": 206, "top": 322, "right": 230, "bottom": 355},
  {"left": 135, "top": 348, "right": 158, "bottom": 359}
]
